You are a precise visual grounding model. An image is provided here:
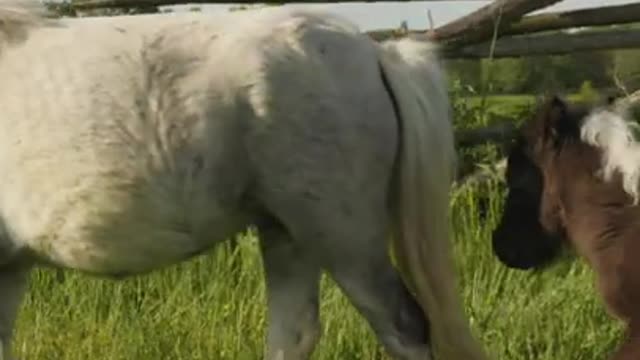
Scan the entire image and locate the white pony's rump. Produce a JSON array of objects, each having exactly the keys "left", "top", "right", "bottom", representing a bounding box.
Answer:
[{"left": 580, "top": 107, "right": 640, "bottom": 203}]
